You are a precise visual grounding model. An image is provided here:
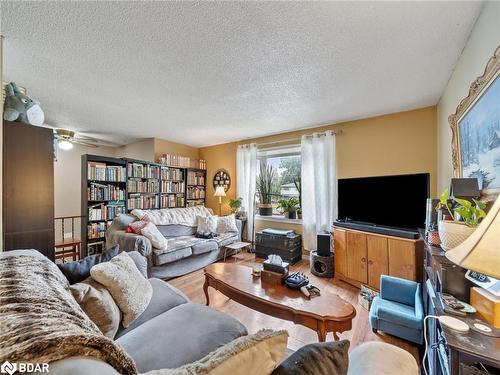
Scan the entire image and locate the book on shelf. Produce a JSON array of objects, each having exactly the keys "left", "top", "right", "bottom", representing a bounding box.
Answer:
[
  {"left": 160, "top": 167, "right": 183, "bottom": 181},
  {"left": 128, "top": 194, "right": 159, "bottom": 210},
  {"left": 187, "top": 170, "right": 205, "bottom": 185},
  {"left": 161, "top": 194, "right": 185, "bottom": 208},
  {"left": 187, "top": 186, "right": 206, "bottom": 199},
  {"left": 161, "top": 180, "right": 185, "bottom": 193},
  {"left": 87, "top": 182, "right": 125, "bottom": 201},
  {"left": 186, "top": 200, "right": 205, "bottom": 207},
  {"left": 127, "top": 179, "right": 160, "bottom": 193},
  {"left": 88, "top": 203, "right": 126, "bottom": 221},
  {"left": 87, "top": 221, "right": 111, "bottom": 239},
  {"left": 159, "top": 154, "right": 207, "bottom": 170},
  {"left": 88, "top": 162, "right": 126, "bottom": 182}
]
